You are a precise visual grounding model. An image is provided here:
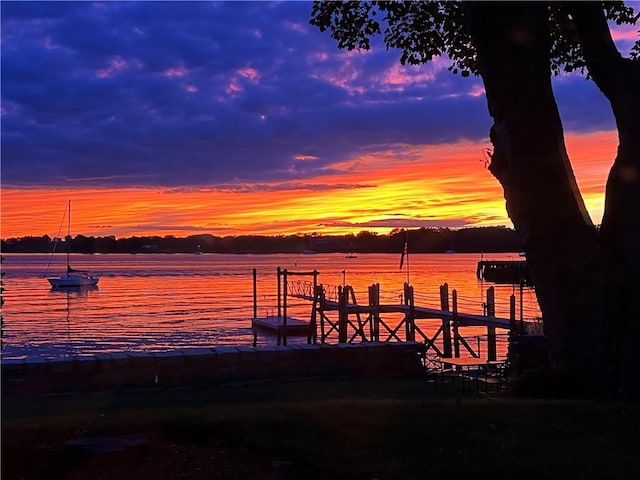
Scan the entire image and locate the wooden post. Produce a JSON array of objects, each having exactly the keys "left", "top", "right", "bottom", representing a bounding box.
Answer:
[
  {"left": 404, "top": 283, "right": 415, "bottom": 341},
  {"left": 252, "top": 268, "right": 258, "bottom": 347},
  {"left": 409, "top": 283, "right": 416, "bottom": 342},
  {"left": 368, "top": 283, "right": 381, "bottom": 342},
  {"left": 282, "top": 269, "right": 288, "bottom": 346},
  {"left": 305, "top": 271, "right": 319, "bottom": 344},
  {"left": 252, "top": 268, "right": 257, "bottom": 319},
  {"left": 452, "top": 289, "right": 460, "bottom": 358},
  {"left": 510, "top": 293, "right": 516, "bottom": 337},
  {"left": 308, "top": 285, "right": 319, "bottom": 344},
  {"left": 486, "top": 286, "right": 495, "bottom": 316},
  {"left": 318, "top": 284, "right": 327, "bottom": 343},
  {"left": 486, "top": 286, "right": 496, "bottom": 361},
  {"left": 374, "top": 283, "right": 380, "bottom": 342},
  {"left": 313, "top": 268, "right": 320, "bottom": 343},
  {"left": 519, "top": 279, "right": 525, "bottom": 334},
  {"left": 368, "top": 285, "right": 374, "bottom": 341},
  {"left": 313, "top": 270, "right": 318, "bottom": 296},
  {"left": 338, "top": 286, "right": 347, "bottom": 343},
  {"left": 276, "top": 266, "right": 282, "bottom": 319},
  {"left": 440, "top": 283, "right": 452, "bottom": 358},
  {"left": 403, "top": 282, "right": 410, "bottom": 339}
]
